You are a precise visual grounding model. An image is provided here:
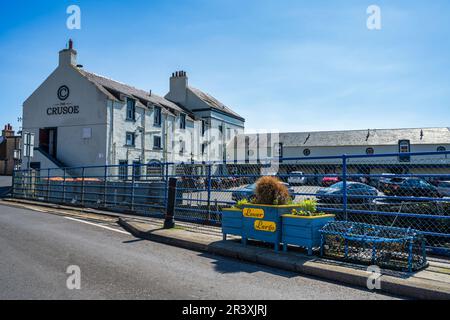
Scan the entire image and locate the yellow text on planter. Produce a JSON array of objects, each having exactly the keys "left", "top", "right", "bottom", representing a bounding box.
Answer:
[{"left": 254, "top": 220, "right": 276, "bottom": 232}]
